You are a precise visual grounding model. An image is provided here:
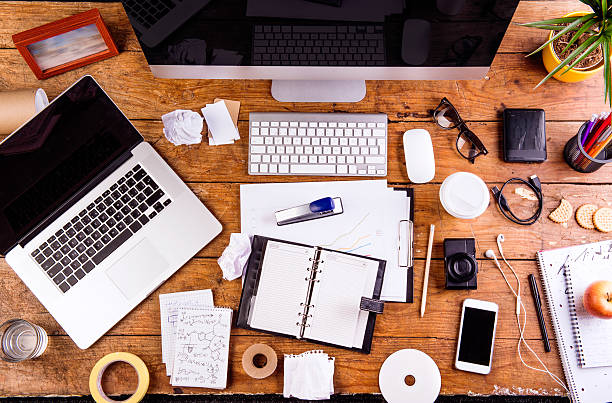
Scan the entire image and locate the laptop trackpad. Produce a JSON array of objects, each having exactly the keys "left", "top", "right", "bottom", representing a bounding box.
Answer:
[{"left": 106, "top": 239, "right": 169, "bottom": 300}]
